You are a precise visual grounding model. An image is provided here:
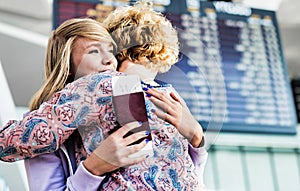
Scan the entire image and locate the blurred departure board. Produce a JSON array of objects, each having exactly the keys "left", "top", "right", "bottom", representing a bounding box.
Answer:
[
  {"left": 291, "top": 79, "right": 300, "bottom": 123},
  {"left": 53, "top": 0, "right": 297, "bottom": 134}
]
